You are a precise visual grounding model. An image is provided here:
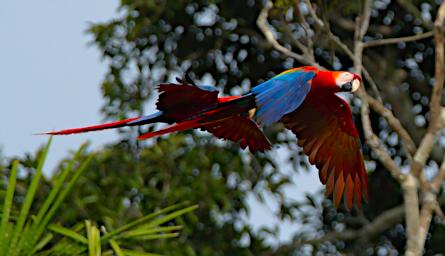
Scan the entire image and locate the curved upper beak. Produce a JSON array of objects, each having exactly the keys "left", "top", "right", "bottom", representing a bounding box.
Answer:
[{"left": 351, "top": 78, "right": 360, "bottom": 92}]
